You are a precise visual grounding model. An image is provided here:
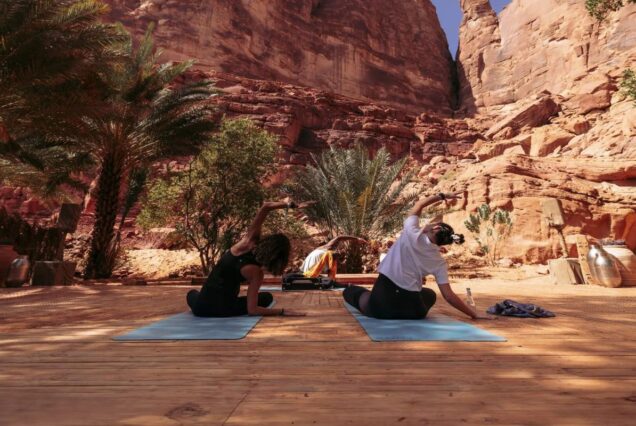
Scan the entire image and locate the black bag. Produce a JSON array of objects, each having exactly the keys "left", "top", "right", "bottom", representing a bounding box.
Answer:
[{"left": 282, "top": 273, "right": 334, "bottom": 291}]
